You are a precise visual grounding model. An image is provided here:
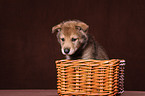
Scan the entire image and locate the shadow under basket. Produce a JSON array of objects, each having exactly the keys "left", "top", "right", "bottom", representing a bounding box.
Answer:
[{"left": 56, "top": 59, "right": 125, "bottom": 96}]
